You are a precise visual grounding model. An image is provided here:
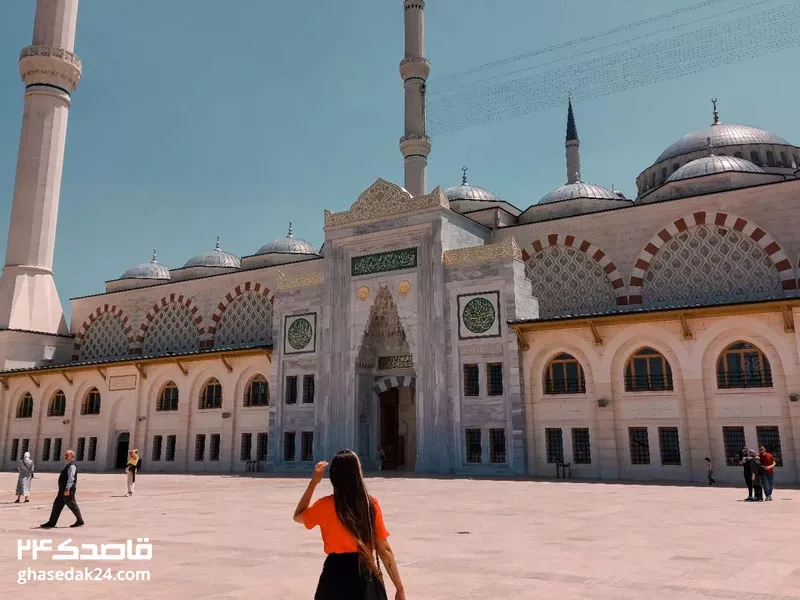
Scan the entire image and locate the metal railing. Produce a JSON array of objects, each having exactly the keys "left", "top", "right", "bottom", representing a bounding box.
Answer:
[
  {"left": 544, "top": 379, "right": 585, "bottom": 395},
  {"left": 717, "top": 371, "right": 773, "bottom": 389},
  {"left": 556, "top": 461, "right": 572, "bottom": 479},
  {"left": 624, "top": 374, "right": 674, "bottom": 392}
]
